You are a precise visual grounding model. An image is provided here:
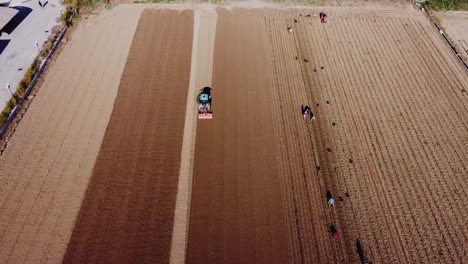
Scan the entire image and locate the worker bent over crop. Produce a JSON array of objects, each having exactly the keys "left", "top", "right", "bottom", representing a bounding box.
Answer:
[
  {"left": 326, "top": 191, "right": 335, "bottom": 207},
  {"left": 302, "top": 105, "right": 311, "bottom": 120},
  {"left": 320, "top": 12, "right": 328, "bottom": 23},
  {"left": 330, "top": 225, "right": 339, "bottom": 240}
]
